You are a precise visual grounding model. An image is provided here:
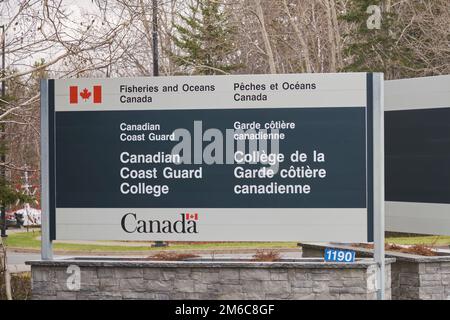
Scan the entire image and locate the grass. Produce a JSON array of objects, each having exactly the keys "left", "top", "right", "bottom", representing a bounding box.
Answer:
[
  {"left": 385, "top": 235, "right": 450, "bottom": 246},
  {"left": 4, "top": 230, "right": 450, "bottom": 253},
  {"left": 3, "top": 230, "right": 297, "bottom": 253}
]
